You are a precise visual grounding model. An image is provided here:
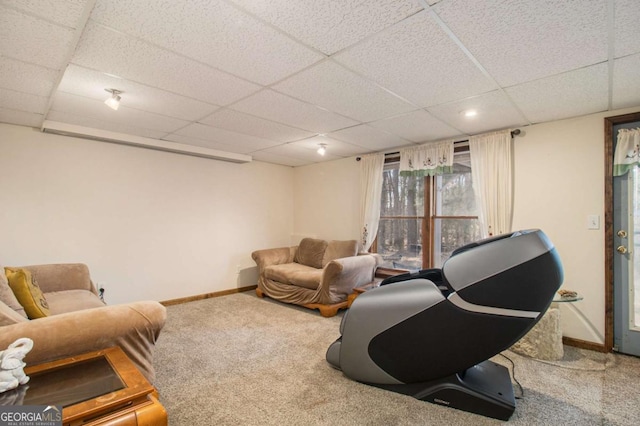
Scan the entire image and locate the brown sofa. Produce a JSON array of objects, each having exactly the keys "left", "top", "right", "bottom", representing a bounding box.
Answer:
[
  {"left": 252, "top": 238, "right": 380, "bottom": 317},
  {"left": 0, "top": 263, "right": 166, "bottom": 383}
]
